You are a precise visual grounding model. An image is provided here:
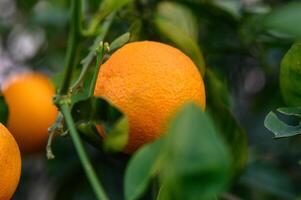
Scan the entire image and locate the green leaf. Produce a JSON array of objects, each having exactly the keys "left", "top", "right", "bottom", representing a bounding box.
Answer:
[
  {"left": 280, "top": 43, "right": 301, "bottom": 106},
  {"left": 71, "top": 96, "right": 123, "bottom": 132},
  {"left": 95, "top": 98, "right": 123, "bottom": 124},
  {"left": 109, "top": 32, "right": 131, "bottom": 52},
  {"left": 205, "top": 69, "right": 230, "bottom": 108},
  {"left": 205, "top": 69, "right": 248, "bottom": 175},
  {"left": 125, "top": 138, "right": 165, "bottom": 200},
  {"left": 160, "top": 103, "right": 232, "bottom": 199},
  {"left": 0, "top": 96, "right": 8, "bottom": 125},
  {"left": 94, "top": 98, "right": 130, "bottom": 152},
  {"left": 154, "top": 1, "right": 206, "bottom": 76},
  {"left": 264, "top": 111, "right": 301, "bottom": 138},
  {"left": 98, "top": 0, "right": 134, "bottom": 21},
  {"left": 125, "top": 103, "right": 232, "bottom": 200},
  {"left": 71, "top": 96, "right": 128, "bottom": 152},
  {"left": 129, "top": 19, "right": 143, "bottom": 41},
  {"left": 156, "top": 2, "right": 199, "bottom": 40},
  {"left": 264, "top": 2, "right": 301, "bottom": 38},
  {"left": 103, "top": 117, "right": 129, "bottom": 152},
  {"left": 156, "top": 184, "right": 218, "bottom": 200},
  {"left": 277, "top": 107, "right": 301, "bottom": 117},
  {"left": 210, "top": 0, "right": 242, "bottom": 18}
]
